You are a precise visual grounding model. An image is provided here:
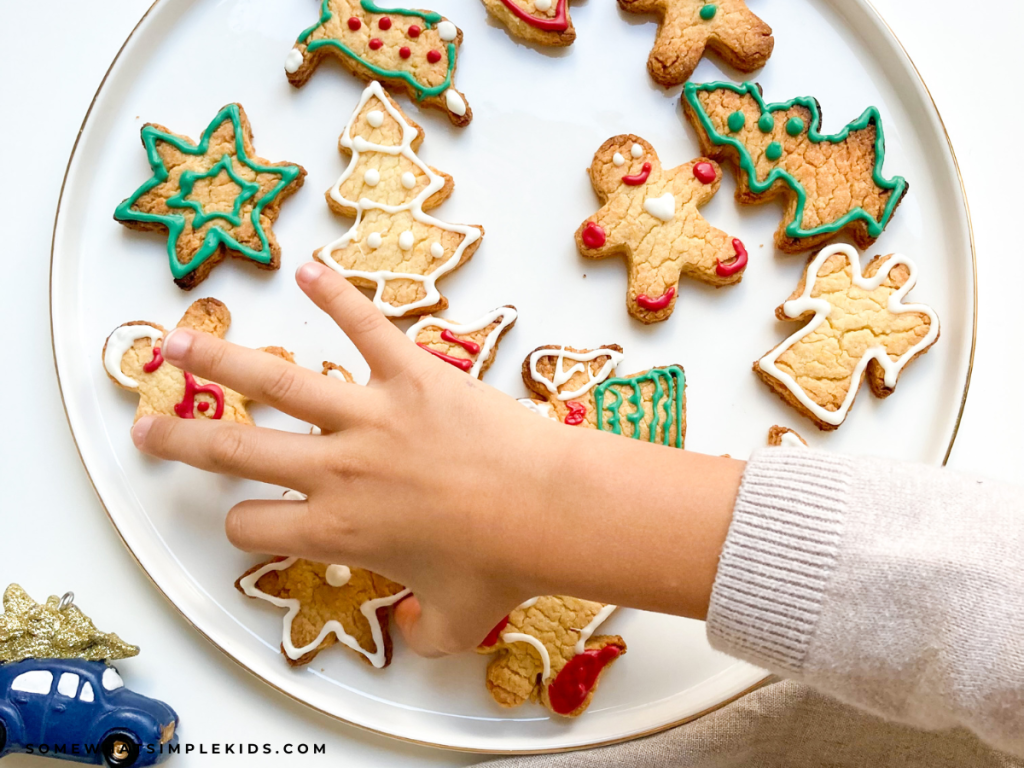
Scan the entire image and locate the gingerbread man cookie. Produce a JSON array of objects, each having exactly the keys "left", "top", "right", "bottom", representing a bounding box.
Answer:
[
  {"left": 754, "top": 244, "right": 940, "bottom": 431},
  {"left": 522, "top": 345, "right": 686, "bottom": 447},
  {"left": 407, "top": 306, "right": 518, "bottom": 378},
  {"left": 767, "top": 425, "right": 807, "bottom": 448},
  {"left": 683, "top": 82, "right": 909, "bottom": 253},
  {"left": 114, "top": 104, "right": 305, "bottom": 290},
  {"left": 286, "top": 0, "right": 471, "bottom": 126},
  {"left": 102, "top": 298, "right": 293, "bottom": 424},
  {"left": 478, "top": 596, "right": 624, "bottom": 717},
  {"left": 315, "top": 82, "right": 484, "bottom": 319},
  {"left": 576, "top": 136, "right": 746, "bottom": 324},
  {"left": 481, "top": 0, "right": 577, "bottom": 46},
  {"left": 619, "top": 0, "right": 773, "bottom": 87}
]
